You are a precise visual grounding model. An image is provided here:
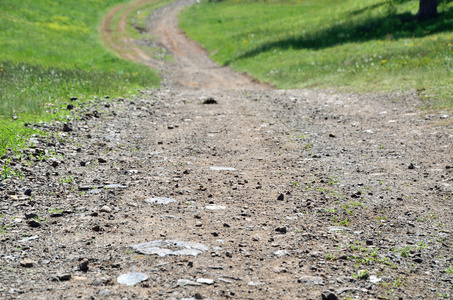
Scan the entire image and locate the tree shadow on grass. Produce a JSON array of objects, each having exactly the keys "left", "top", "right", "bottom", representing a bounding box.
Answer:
[{"left": 226, "top": 8, "right": 453, "bottom": 64}]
